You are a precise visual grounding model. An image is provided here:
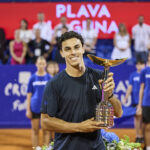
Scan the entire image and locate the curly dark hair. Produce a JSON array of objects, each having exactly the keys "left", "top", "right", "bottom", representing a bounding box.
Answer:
[{"left": 58, "top": 31, "right": 84, "bottom": 51}]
